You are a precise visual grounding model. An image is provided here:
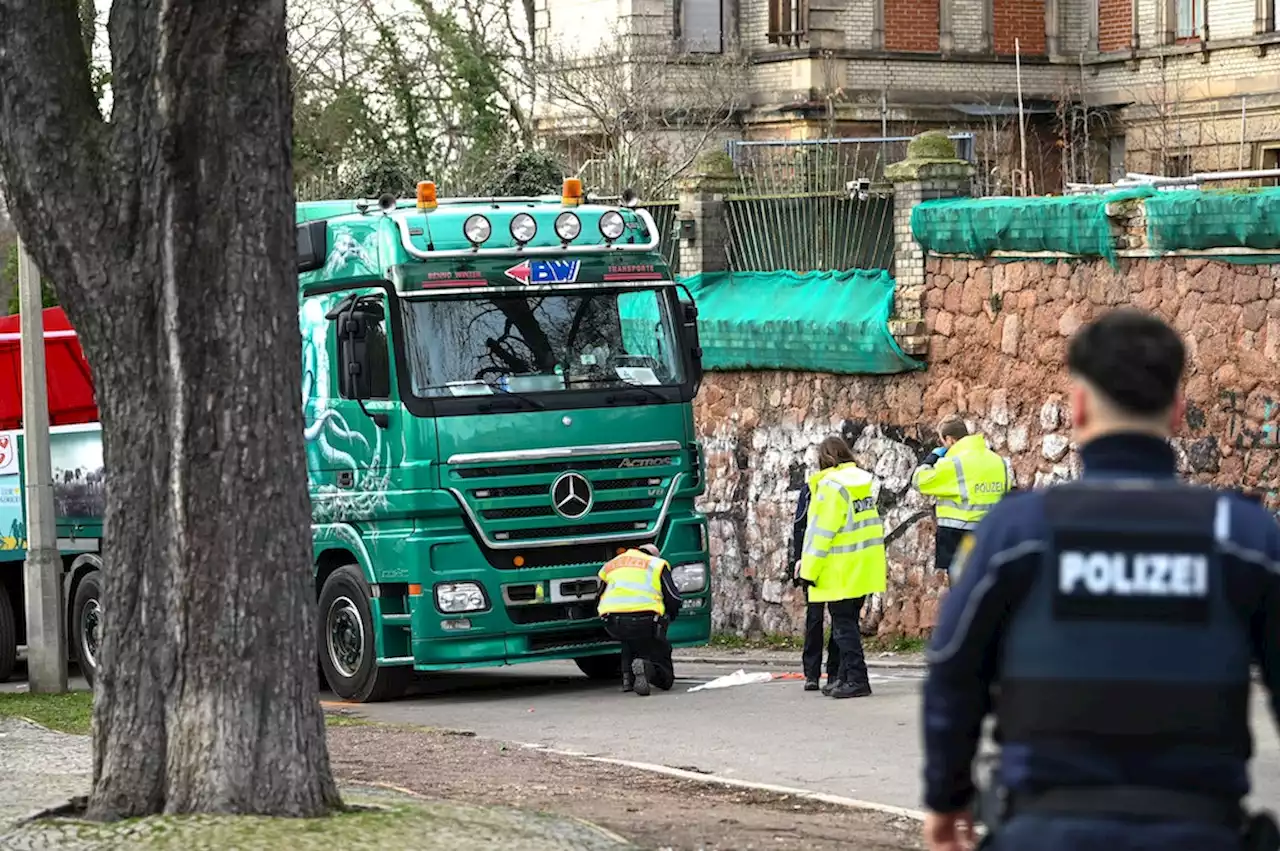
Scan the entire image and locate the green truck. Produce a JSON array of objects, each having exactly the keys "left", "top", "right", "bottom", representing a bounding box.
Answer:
[{"left": 0, "top": 181, "right": 713, "bottom": 701}]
